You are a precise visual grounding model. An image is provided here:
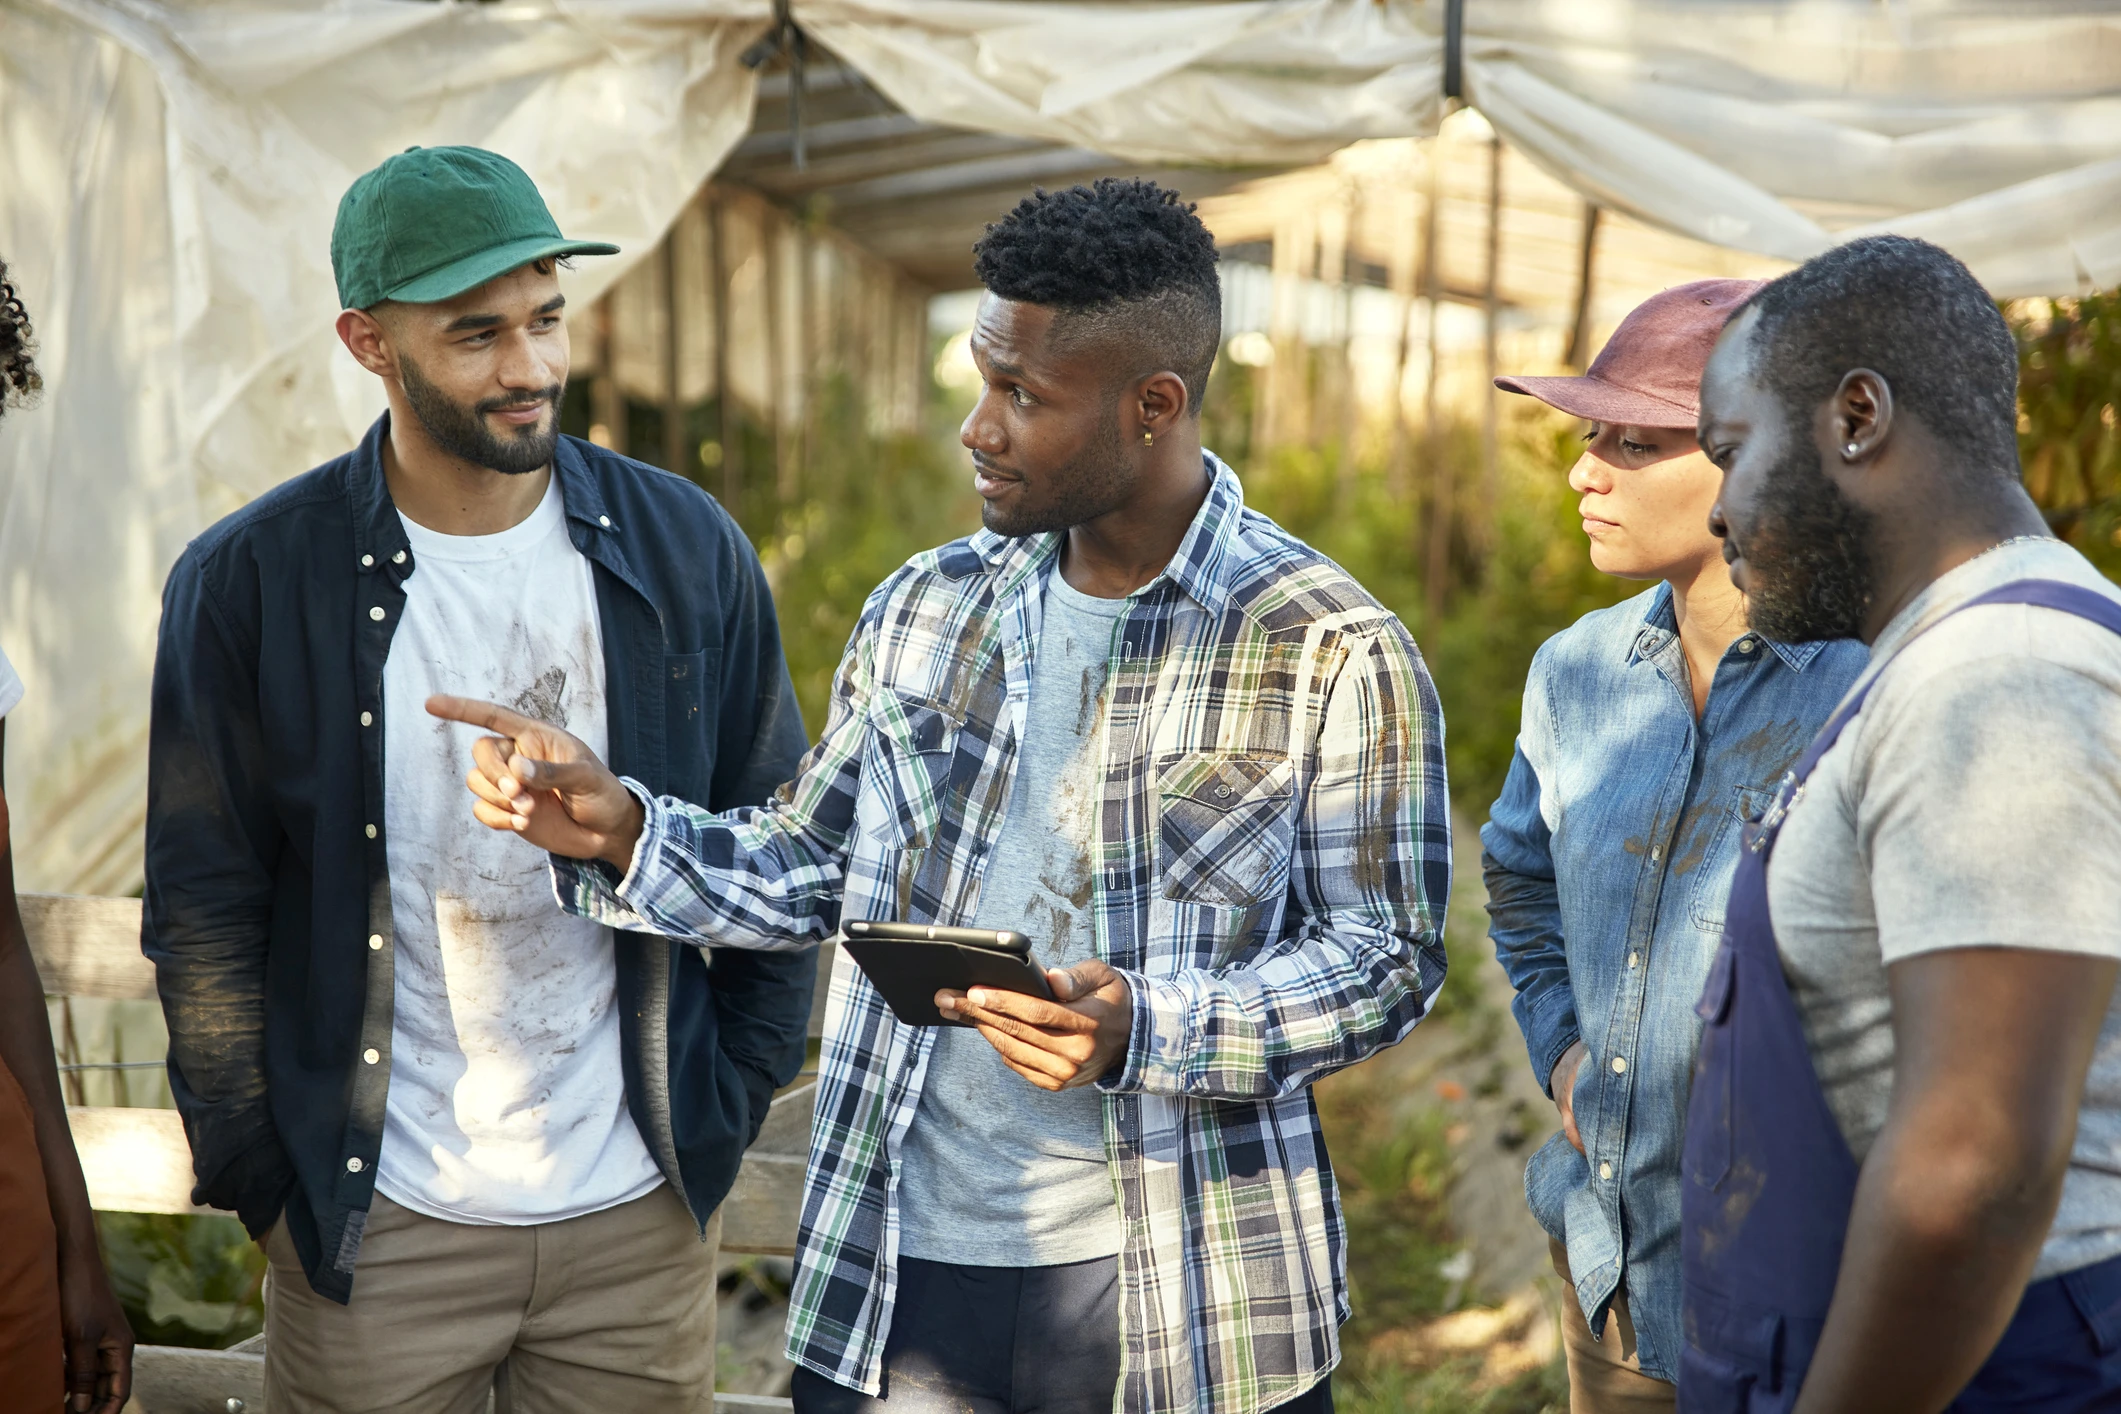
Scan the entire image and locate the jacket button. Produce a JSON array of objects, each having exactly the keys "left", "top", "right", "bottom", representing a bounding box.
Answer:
[
  {"left": 368, "top": 934, "right": 383, "bottom": 950},
  {"left": 393, "top": 550, "right": 407, "bottom": 565},
  {"left": 369, "top": 606, "right": 386, "bottom": 622},
  {"left": 1738, "top": 638, "right": 1757, "bottom": 654},
  {"left": 1627, "top": 951, "right": 1640, "bottom": 969},
  {"left": 346, "top": 1157, "right": 364, "bottom": 1173},
  {"left": 365, "top": 824, "right": 378, "bottom": 839},
  {"left": 363, "top": 1048, "right": 380, "bottom": 1065},
  {"left": 1599, "top": 1161, "right": 1614, "bottom": 1181},
  {"left": 360, "top": 711, "right": 373, "bottom": 727},
  {"left": 598, "top": 515, "right": 611, "bottom": 528},
  {"left": 360, "top": 553, "right": 374, "bottom": 568},
  {"left": 1610, "top": 1055, "right": 1627, "bottom": 1075}
]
